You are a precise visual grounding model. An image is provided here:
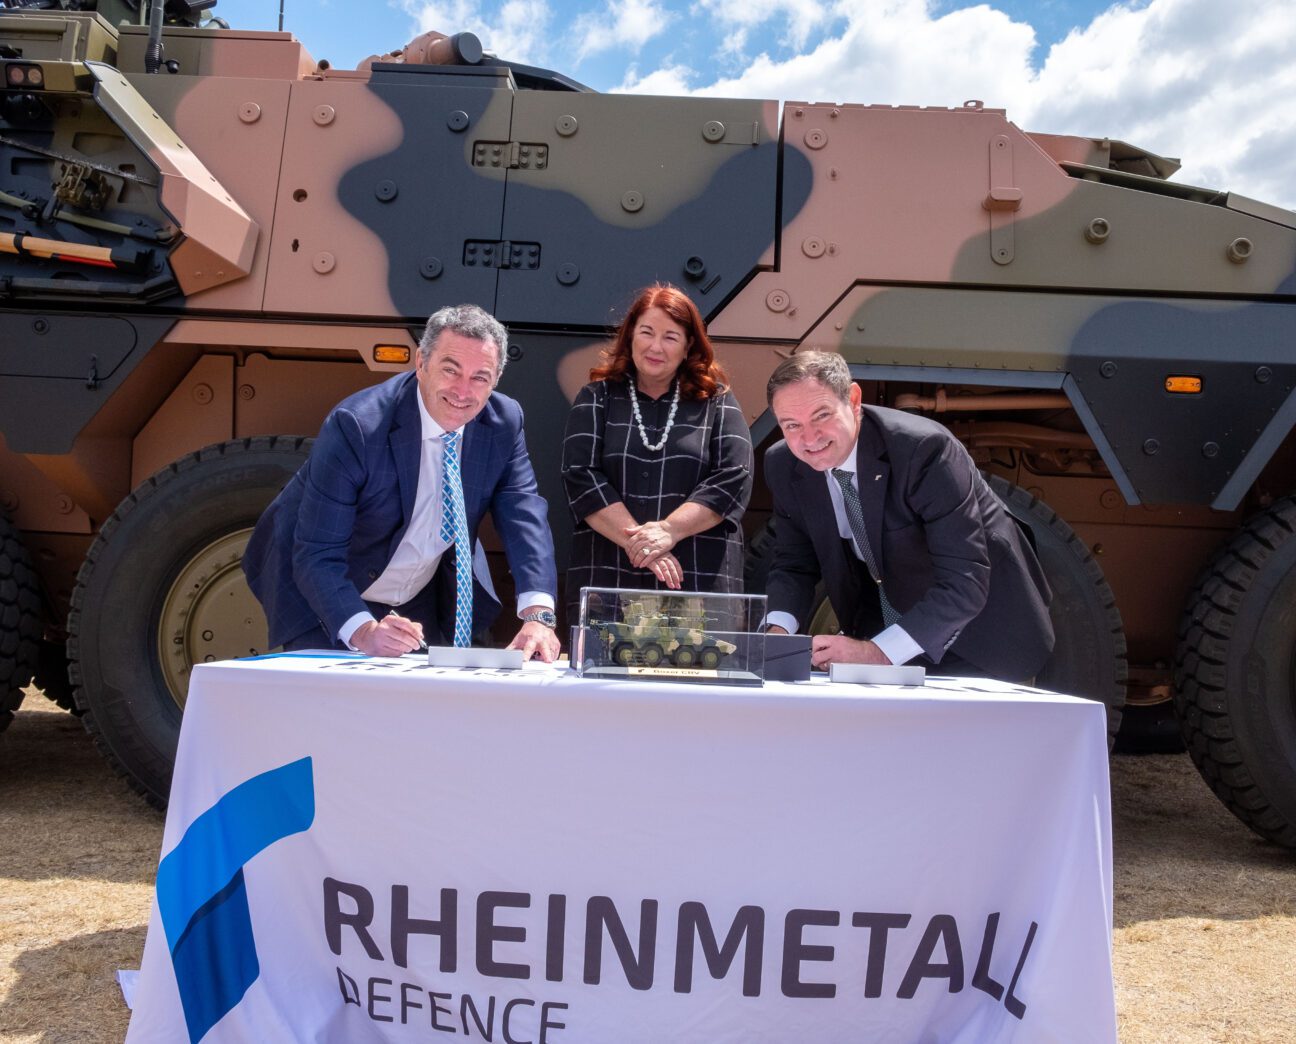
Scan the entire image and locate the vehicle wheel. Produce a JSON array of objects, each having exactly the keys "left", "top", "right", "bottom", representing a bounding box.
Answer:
[
  {"left": 1174, "top": 498, "right": 1296, "bottom": 848},
  {"left": 33, "top": 638, "right": 81, "bottom": 715},
  {"left": 985, "top": 476, "right": 1127, "bottom": 746},
  {"left": 613, "top": 641, "right": 634, "bottom": 666},
  {"left": 68, "top": 437, "right": 312, "bottom": 808},
  {"left": 674, "top": 646, "right": 696, "bottom": 667},
  {"left": 642, "top": 643, "right": 664, "bottom": 667},
  {"left": 0, "top": 512, "right": 41, "bottom": 732},
  {"left": 700, "top": 646, "right": 721, "bottom": 670},
  {"left": 743, "top": 515, "right": 833, "bottom": 626},
  {"left": 744, "top": 479, "right": 1128, "bottom": 744}
]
